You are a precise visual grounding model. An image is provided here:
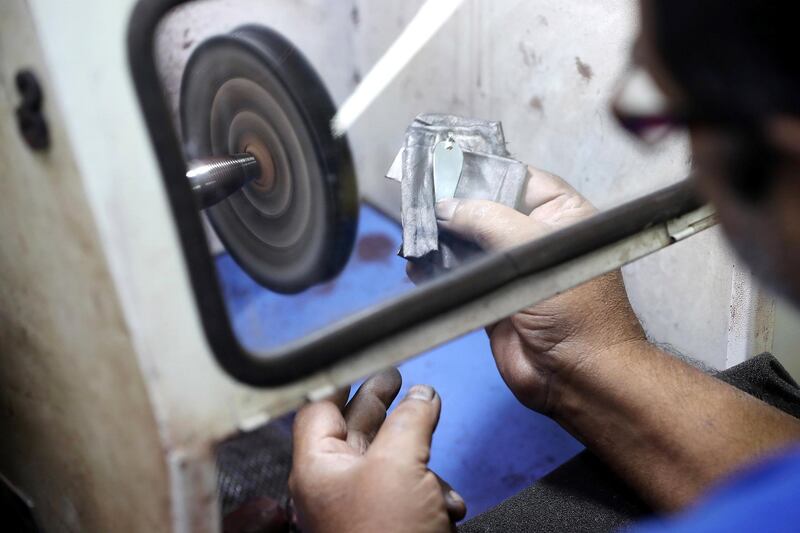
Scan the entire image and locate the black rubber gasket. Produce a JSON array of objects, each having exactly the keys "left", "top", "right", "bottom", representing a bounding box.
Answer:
[
  {"left": 180, "top": 25, "right": 357, "bottom": 294},
  {"left": 128, "top": 0, "right": 702, "bottom": 387}
]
